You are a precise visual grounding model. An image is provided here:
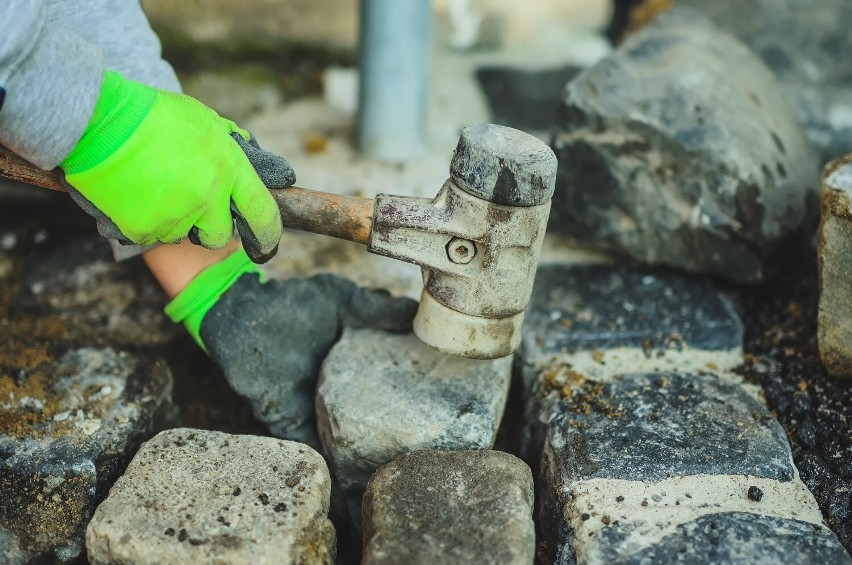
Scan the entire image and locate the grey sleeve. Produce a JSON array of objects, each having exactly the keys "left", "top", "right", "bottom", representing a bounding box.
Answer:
[
  {"left": 0, "top": 0, "right": 104, "bottom": 170},
  {"left": 0, "top": 0, "right": 179, "bottom": 171},
  {"left": 44, "top": 0, "right": 182, "bottom": 94}
]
